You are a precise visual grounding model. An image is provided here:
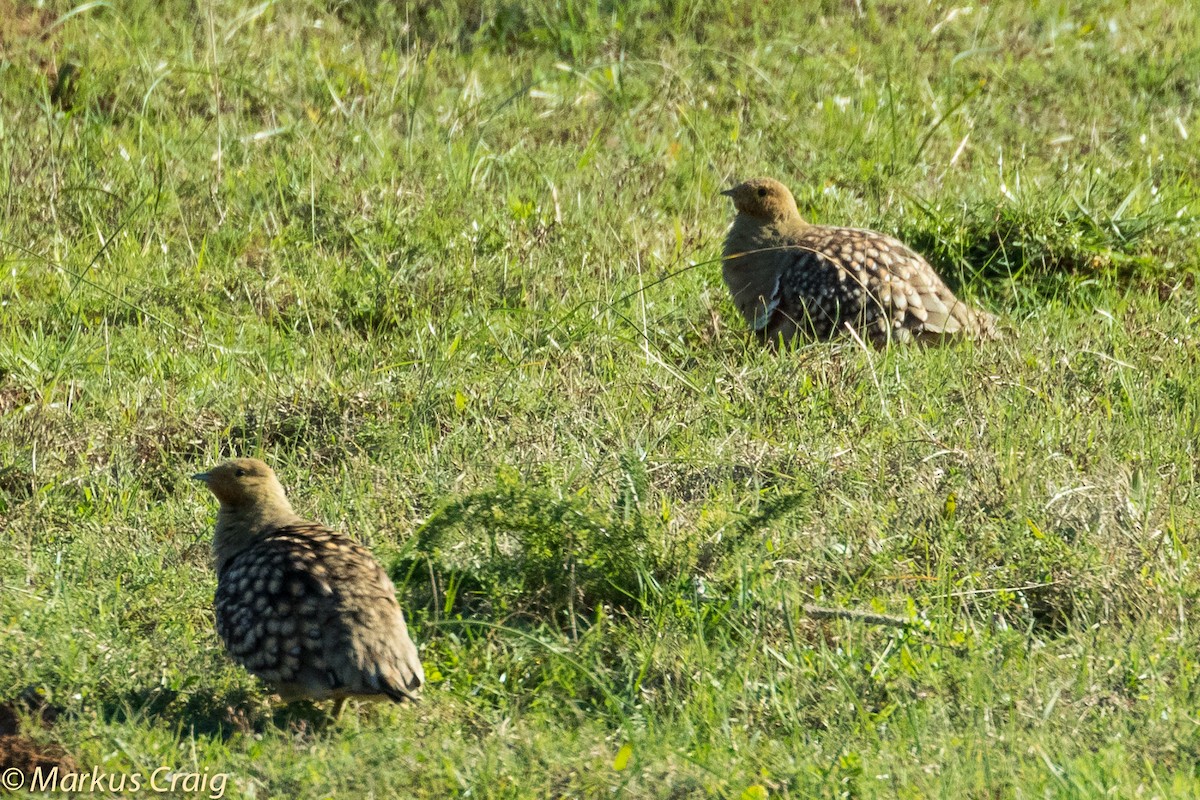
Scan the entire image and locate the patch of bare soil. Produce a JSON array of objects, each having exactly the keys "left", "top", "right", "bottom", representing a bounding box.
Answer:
[
  {"left": 0, "top": 0, "right": 55, "bottom": 58},
  {"left": 0, "top": 698, "right": 76, "bottom": 776}
]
